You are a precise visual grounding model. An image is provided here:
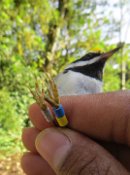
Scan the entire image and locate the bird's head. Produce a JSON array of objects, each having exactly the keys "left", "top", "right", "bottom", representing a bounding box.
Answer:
[{"left": 64, "top": 43, "right": 124, "bottom": 81}]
